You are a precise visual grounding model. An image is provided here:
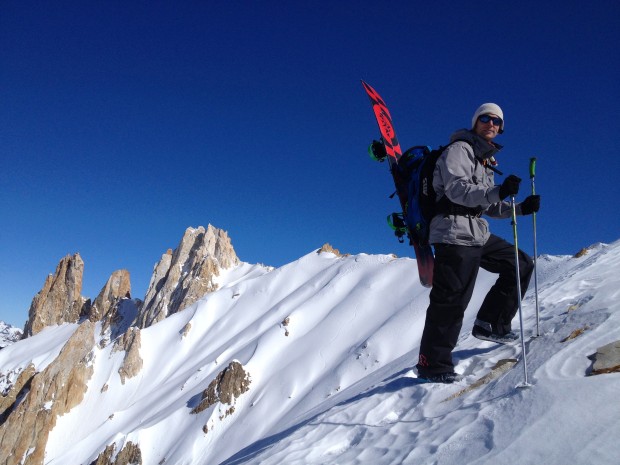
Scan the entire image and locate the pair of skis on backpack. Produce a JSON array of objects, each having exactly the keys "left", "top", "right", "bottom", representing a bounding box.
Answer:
[{"left": 362, "top": 80, "right": 434, "bottom": 287}]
